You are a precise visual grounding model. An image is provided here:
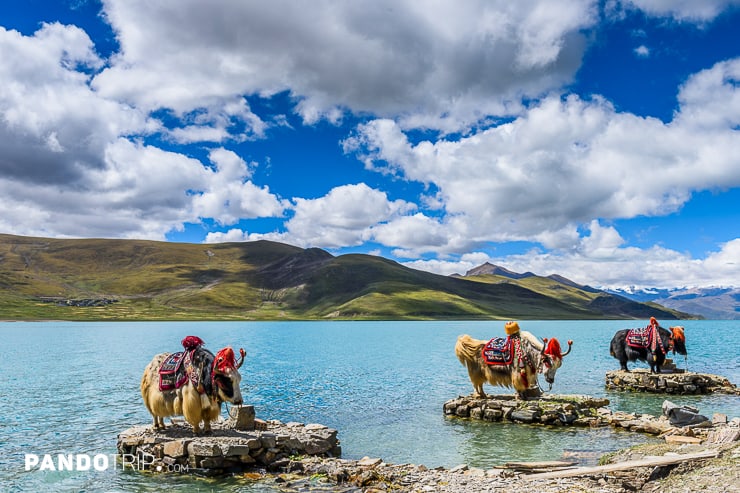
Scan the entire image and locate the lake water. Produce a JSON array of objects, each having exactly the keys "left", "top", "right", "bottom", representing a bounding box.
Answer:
[{"left": 1, "top": 320, "right": 738, "bottom": 492}]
